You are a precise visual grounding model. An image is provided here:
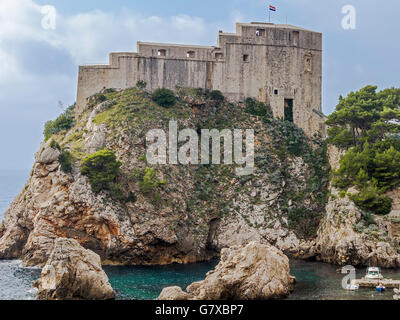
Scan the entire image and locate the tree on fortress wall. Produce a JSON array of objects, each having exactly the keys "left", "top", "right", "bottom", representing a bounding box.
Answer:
[{"left": 327, "top": 85, "right": 400, "bottom": 215}]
